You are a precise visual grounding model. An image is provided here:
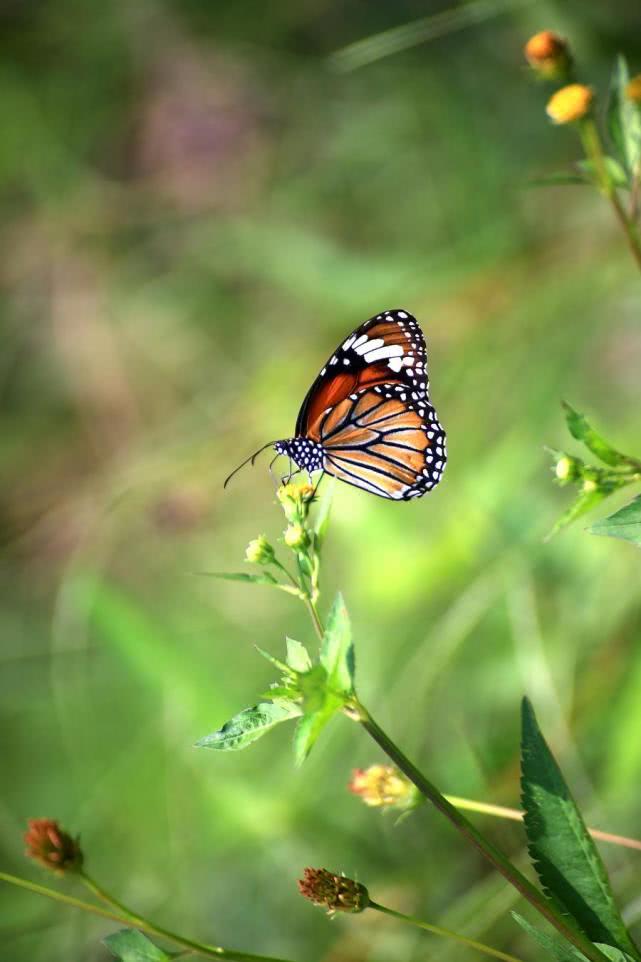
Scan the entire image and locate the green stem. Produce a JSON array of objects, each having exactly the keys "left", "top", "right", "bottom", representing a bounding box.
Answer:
[
  {"left": 579, "top": 117, "right": 641, "bottom": 273},
  {"left": 369, "top": 901, "right": 524, "bottom": 962},
  {"left": 305, "top": 596, "right": 324, "bottom": 640},
  {"left": 0, "top": 871, "right": 296, "bottom": 962},
  {"left": 349, "top": 700, "right": 610, "bottom": 962}
]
